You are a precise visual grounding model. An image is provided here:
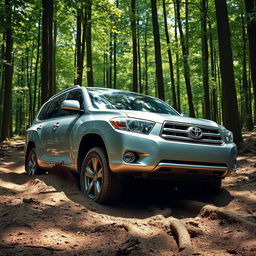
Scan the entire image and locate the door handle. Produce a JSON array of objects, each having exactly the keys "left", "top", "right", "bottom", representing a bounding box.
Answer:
[
  {"left": 53, "top": 122, "right": 60, "bottom": 129},
  {"left": 36, "top": 125, "right": 42, "bottom": 131}
]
